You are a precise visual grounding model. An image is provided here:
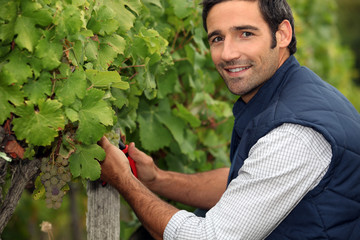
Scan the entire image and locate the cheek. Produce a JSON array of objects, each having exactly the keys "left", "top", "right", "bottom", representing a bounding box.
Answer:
[
  {"left": 210, "top": 48, "right": 221, "bottom": 66},
  {"left": 210, "top": 55, "right": 218, "bottom": 67}
]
